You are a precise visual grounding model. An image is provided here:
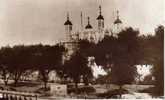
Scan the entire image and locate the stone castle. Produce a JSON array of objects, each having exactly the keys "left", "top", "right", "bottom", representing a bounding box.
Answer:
[{"left": 60, "top": 5, "right": 123, "bottom": 60}]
